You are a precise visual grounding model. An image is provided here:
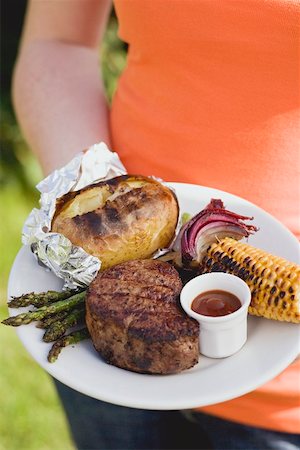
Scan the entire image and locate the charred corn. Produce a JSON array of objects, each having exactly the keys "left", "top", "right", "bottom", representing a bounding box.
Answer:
[{"left": 201, "top": 237, "right": 300, "bottom": 323}]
